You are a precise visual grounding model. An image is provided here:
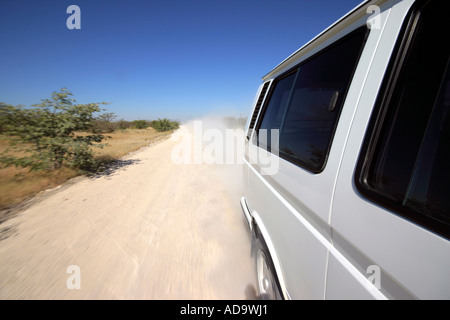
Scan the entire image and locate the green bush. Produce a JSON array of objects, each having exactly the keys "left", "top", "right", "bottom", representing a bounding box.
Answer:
[
  {"left": 151, "top": 118, "right": 180, "bottom": 132},
  {"left": 132, "top": 120, "right": 150, "bottom": 129},
  {"left": 0, "top": 88, "right": 107, "bottom": 172}
]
